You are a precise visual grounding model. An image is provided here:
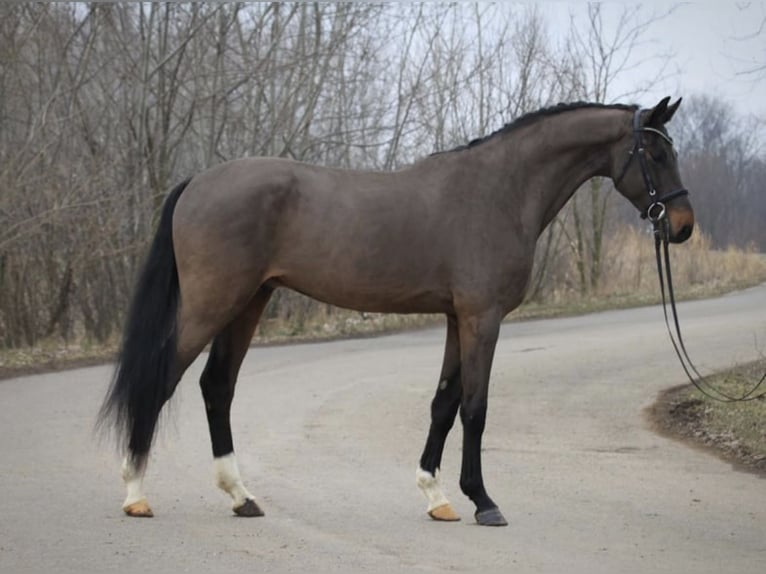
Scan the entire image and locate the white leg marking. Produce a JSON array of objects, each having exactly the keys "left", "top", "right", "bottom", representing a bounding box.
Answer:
[
  {"left": 416, "top": 467, "right": 451, "bottom": 512},
  {"left": 214, "top": 453, "right": 255, "bottom": 508},
  {"left": 121, "top": 457, "right": 147, "bottom": 508}
]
